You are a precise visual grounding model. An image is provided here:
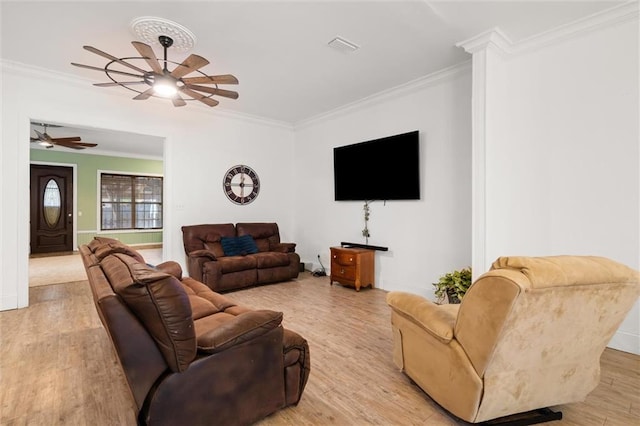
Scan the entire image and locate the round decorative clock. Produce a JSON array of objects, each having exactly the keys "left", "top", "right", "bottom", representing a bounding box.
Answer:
[{"left": 223, "top": 165, "right": 260, "bottom": 205}]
